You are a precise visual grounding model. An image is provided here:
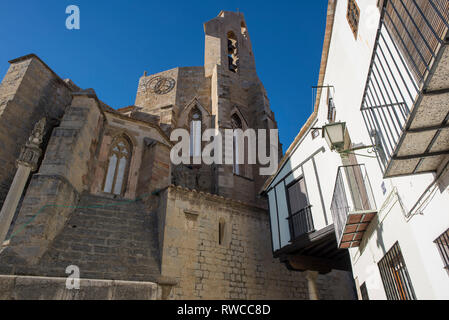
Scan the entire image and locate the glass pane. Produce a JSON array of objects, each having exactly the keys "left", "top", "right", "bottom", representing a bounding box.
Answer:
[
  {"left": 104, "top": 154, "right": 117, "bottom": 193},
  {"left": 113, "top": 157, "right": 127, "bottom": 195}
]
